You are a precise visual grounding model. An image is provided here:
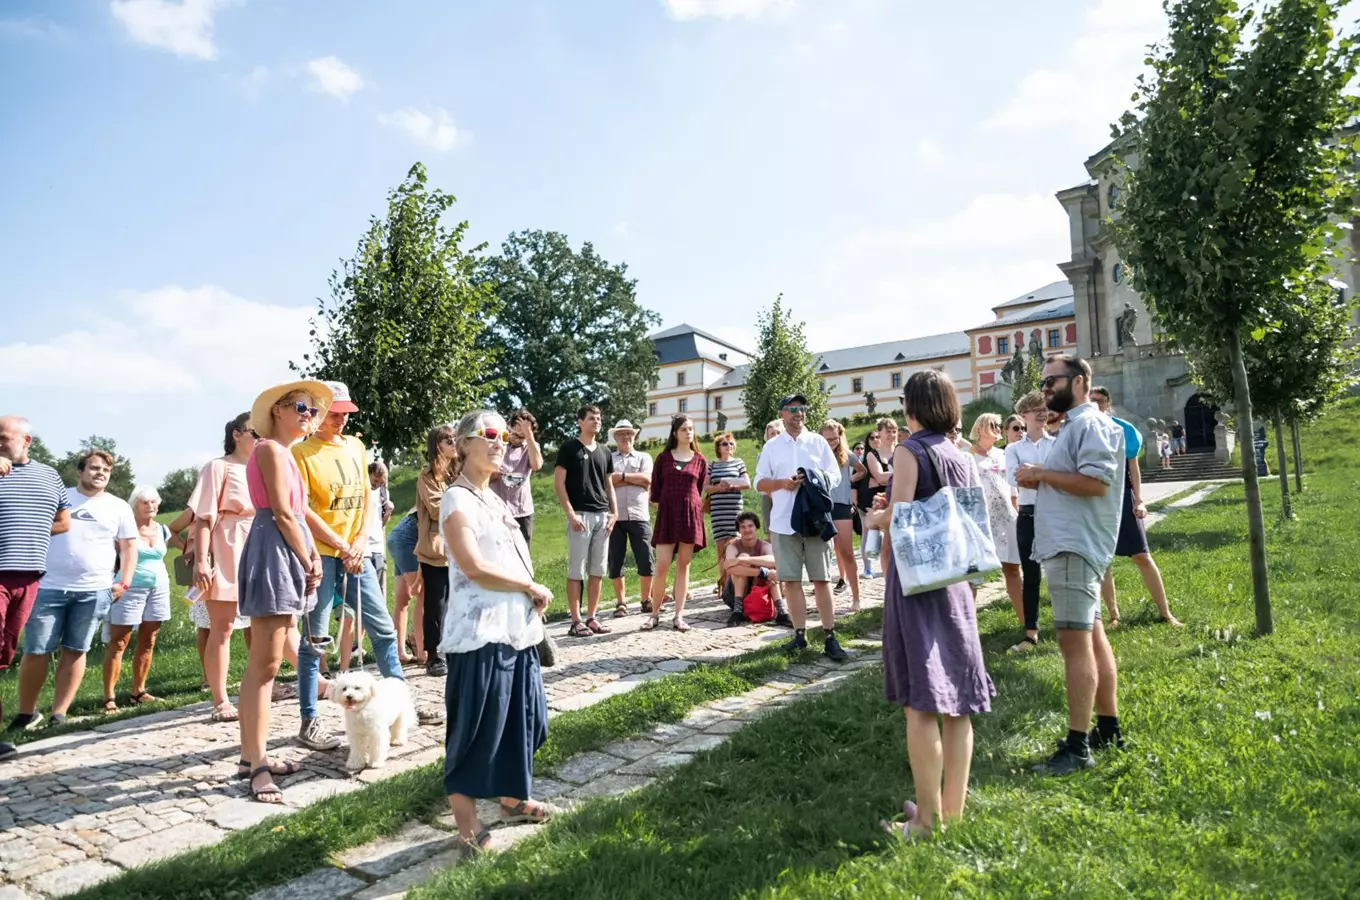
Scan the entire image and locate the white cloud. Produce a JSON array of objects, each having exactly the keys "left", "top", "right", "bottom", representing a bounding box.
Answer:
[
  {"left": 379, "top": 107, "right": 465, "bottom": 152},
  {"left": 663, "top": 0, "right": 793, "bottom": 21},
  {"left": 979, "top": 0, "right": 1166, "bottom": 138},
  {"left": 306, "top": 56, "right": 363, "bottom": 101},
  {"left": 109, "top": 0, "right": 222, "bottom": 61}
]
